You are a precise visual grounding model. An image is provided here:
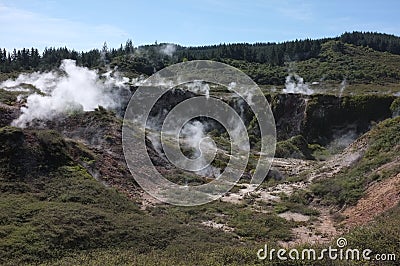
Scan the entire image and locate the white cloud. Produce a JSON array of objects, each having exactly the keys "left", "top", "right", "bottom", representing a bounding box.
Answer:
[
  {"left": 0, "top": 3, "right": 130, "bottom": 51},
  {"left": 275, "top": 1, "right": 313, "bottom": 21}
]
